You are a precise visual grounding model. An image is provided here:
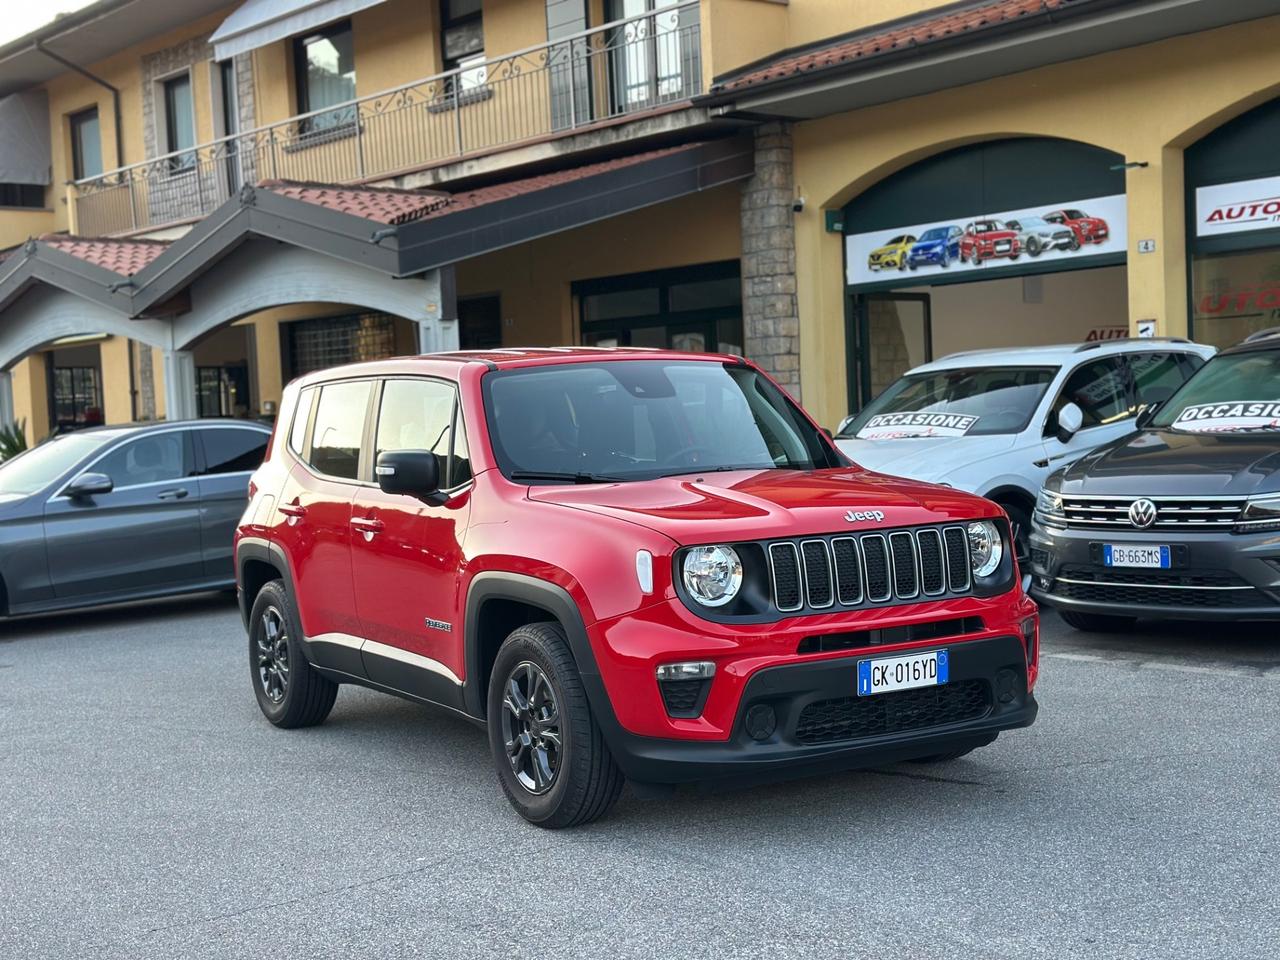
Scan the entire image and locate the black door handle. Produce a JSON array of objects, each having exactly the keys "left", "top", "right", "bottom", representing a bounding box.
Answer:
[{"left": 157, "top": 488, "right": 189, "bottom": 500}]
